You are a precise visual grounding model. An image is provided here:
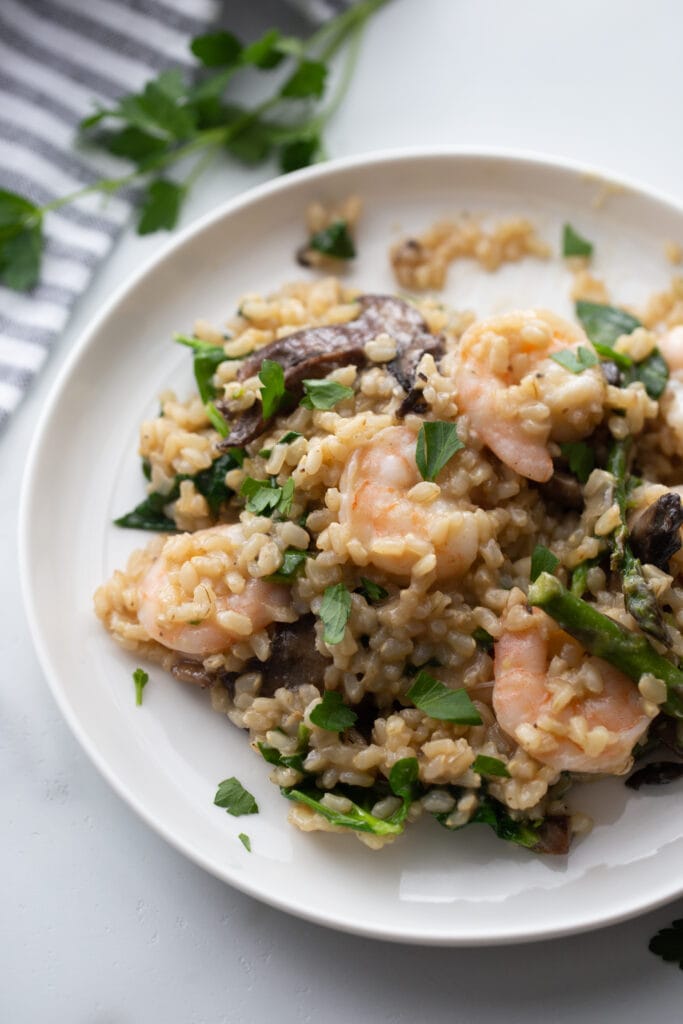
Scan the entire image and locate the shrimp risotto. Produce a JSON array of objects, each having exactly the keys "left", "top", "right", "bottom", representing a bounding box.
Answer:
[{"left": 95, "top": 270, "right": 683, "bottom": 853}]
